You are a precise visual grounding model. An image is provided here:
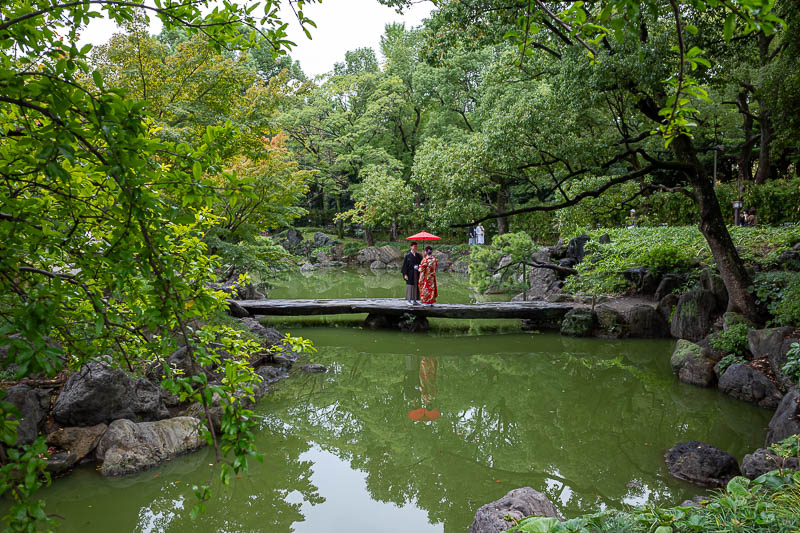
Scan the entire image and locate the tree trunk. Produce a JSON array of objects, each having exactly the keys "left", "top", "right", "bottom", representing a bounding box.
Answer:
[
  {"left": 365, "top": 227, "right": 374, "bottom": 247},
  {"left": 735, "top": 89, "right": 755, "bottom": 186},
  {"left": 390, "top": 218, "right": 398, "bottom": 242},
  {"left": 336, "top": 195, "right": 344, "bottom": 239},
  {"left": 673, "top": 135, "right": 759, "bottom": 321},
  {"left": 754, "top": 31, "right": 774, "bottom": 185}
]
